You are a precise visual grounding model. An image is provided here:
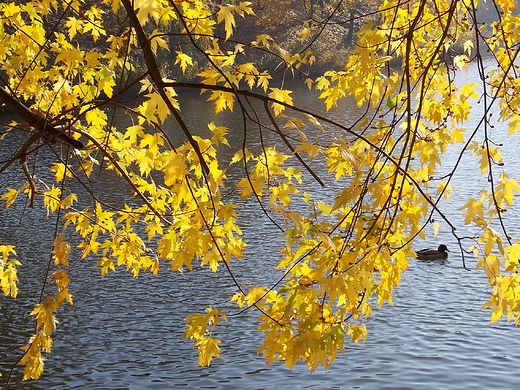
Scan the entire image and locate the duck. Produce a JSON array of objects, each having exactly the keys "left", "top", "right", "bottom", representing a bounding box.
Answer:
[{"left": 415, "top": 244, "right": 450, "bottom": 260}]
